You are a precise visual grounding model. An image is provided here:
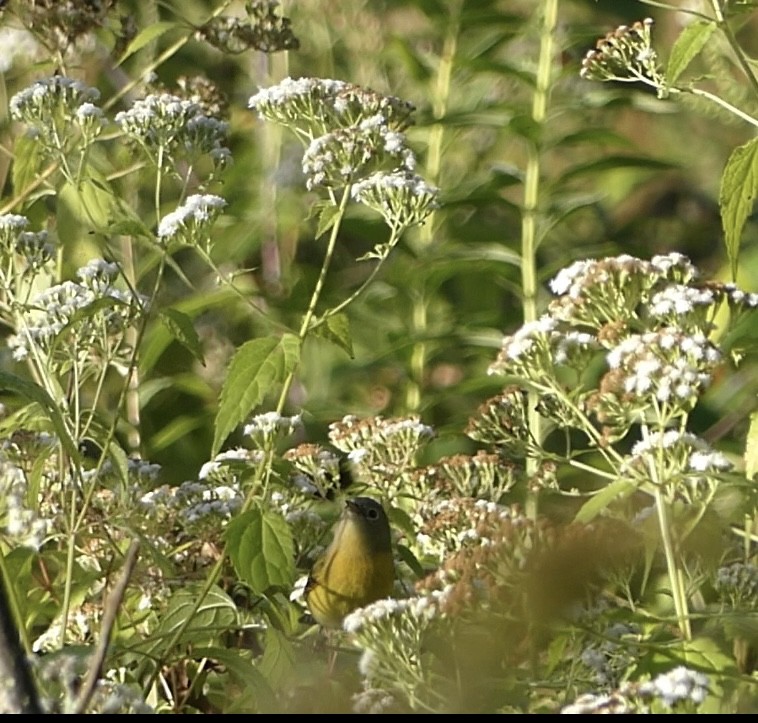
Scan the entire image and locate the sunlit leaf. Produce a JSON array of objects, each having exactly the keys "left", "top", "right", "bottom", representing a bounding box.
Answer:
[
  {"left": 213, "top": 334, "right": 300, "bottom": 456},
  {"left": 667, "top": 20, "right": 716, "bottom": 84},
  {"left": 719, "top": 137, "right": 758, "bottom": 279},
  {"left": 225, "top": 508, "right": 295, "bottom": 594}
]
